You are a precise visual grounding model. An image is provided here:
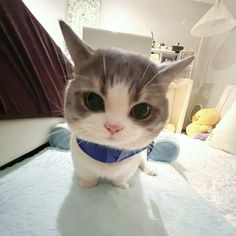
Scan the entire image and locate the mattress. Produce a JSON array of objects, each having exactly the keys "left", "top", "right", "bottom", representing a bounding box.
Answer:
[
  {"left": 0, "top": 148, "right": 235, "bottom": 236},
  {"left": 172, "top": 133, "right": 236, "bottom": 228},
  {"left": 0, "top": 118, "right": 63, "bottom": 167}
]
